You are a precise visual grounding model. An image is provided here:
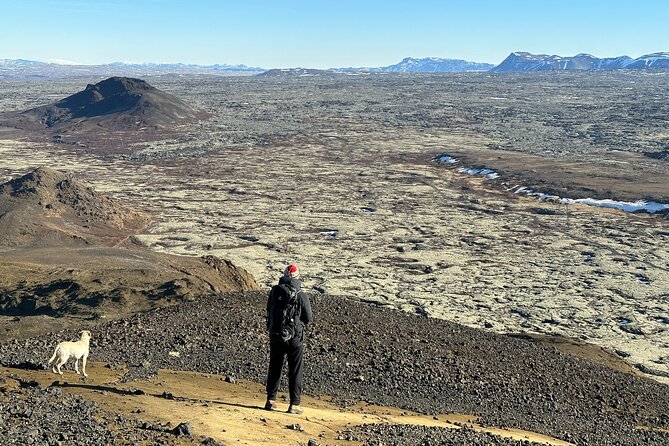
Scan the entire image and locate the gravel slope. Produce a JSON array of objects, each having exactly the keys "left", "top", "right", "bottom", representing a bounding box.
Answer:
[
  {"left": 1, "top": 291, "right": 668, "bottom": 445},
  {"left": 351, "top": 424, "right": 552, "bottom": 446},
  {"left": 0, "top": 376, "right": 209, "bottom": 445}
]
